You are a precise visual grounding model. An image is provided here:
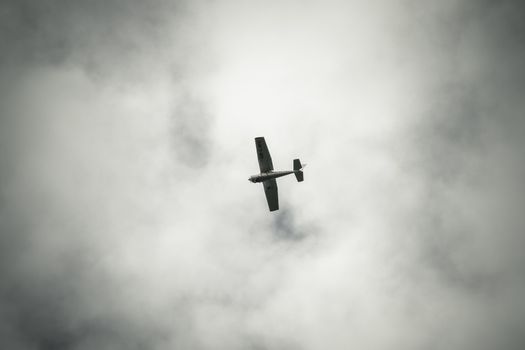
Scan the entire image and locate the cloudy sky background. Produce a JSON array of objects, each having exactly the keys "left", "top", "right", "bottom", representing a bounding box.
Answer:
[{"left": 1, "top": 0, "right": 525, "bottom": 349}]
